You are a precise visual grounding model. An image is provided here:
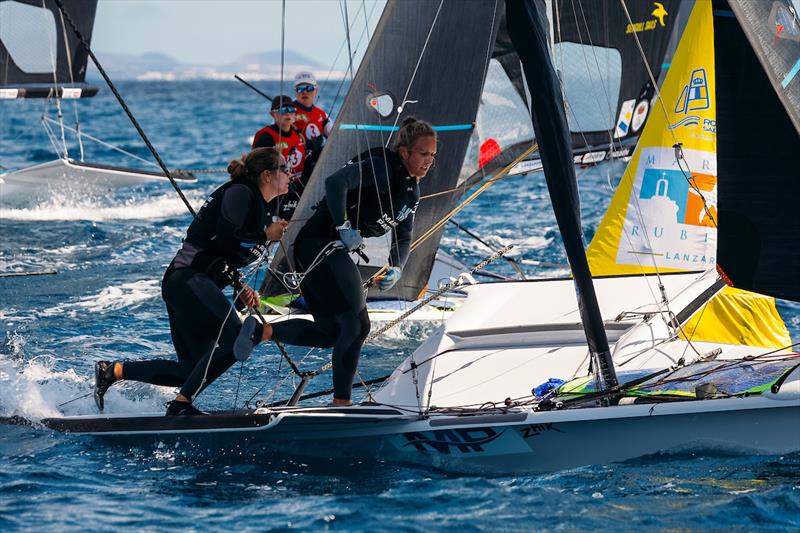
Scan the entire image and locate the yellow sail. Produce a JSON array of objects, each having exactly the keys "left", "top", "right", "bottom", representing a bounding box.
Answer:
[
  {"left": 587, "top": 0, "right": 717, "bottom": 276},
  {"left": 586, "top": 1, "right": 790, "bottom": 349}
]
